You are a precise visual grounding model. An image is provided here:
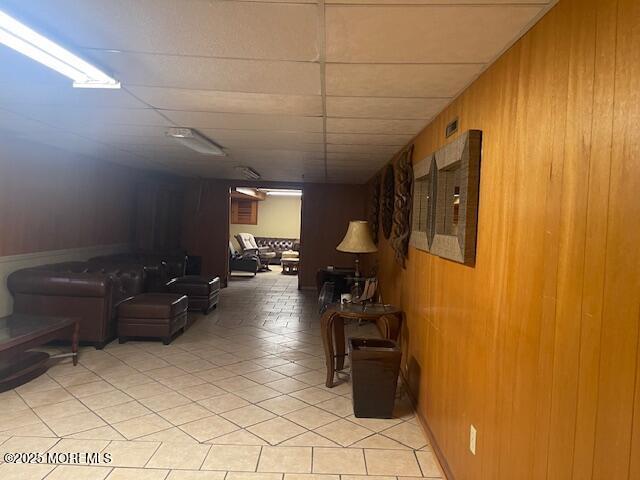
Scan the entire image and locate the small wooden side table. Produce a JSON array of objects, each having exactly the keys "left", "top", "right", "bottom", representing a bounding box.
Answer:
[
  {"left": 281, "top": 258, "right": 299, "bottom": 275},
  {"left": 320, "top": 303, "right": 402, "bottom": 387}
]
